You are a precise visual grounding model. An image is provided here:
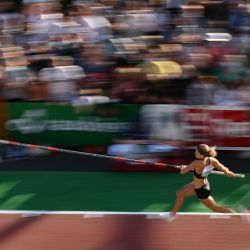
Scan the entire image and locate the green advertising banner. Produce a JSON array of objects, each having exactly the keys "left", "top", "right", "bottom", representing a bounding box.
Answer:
[{"left": 5, "top": 103, "right": 141, "bottom": 145}]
